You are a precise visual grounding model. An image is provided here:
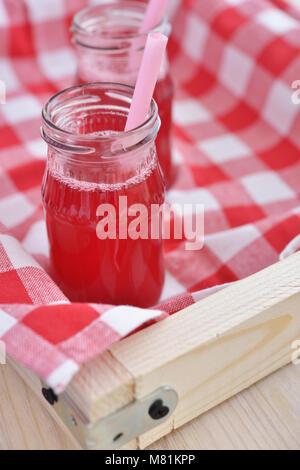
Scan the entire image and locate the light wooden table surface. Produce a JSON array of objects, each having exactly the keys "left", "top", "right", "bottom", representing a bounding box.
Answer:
[{"left": 1, "top": 358, "right": 300, "bottom": 450}]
